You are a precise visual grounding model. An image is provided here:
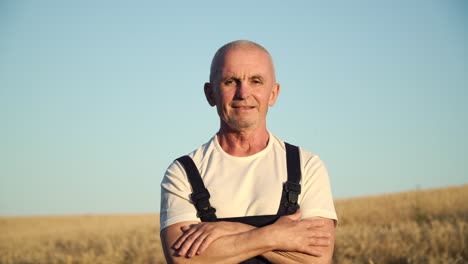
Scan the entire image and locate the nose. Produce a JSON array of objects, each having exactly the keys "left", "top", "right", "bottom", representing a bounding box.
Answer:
[{"left": 235, "top": 81, "right": 251, "bottom": 99}]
